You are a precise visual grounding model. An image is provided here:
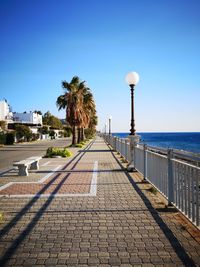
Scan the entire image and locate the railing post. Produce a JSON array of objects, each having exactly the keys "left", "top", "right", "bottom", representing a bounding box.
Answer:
[
  {"left": 109, "top": 134, "right": 111, "bottom": 145},
  {"left": 110, "top": 135, "right": 112, "bottom": 146},
  {"left": 120, "top": 139, "right": 122, "bottom": 155},
  {"left": 143, "top": 144, "right": 147, "bottom": 181},
  {"left": 127, "top": 135, "right": 140, "bottom": 172},
  {"left": 125, "top": 139, "right": 128, "bottom": 161},
  {"left": 113, "top": 137, "right": 117, "bottom": 151},
  {"left": 133, "top": 144, "right": 136, "bottom": 169},
  {"left": 168, "top": 149, "right": 174, "bottom": 205},
  {"left": 117, "top": 137, "right": 120, "bottom": 152}
]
